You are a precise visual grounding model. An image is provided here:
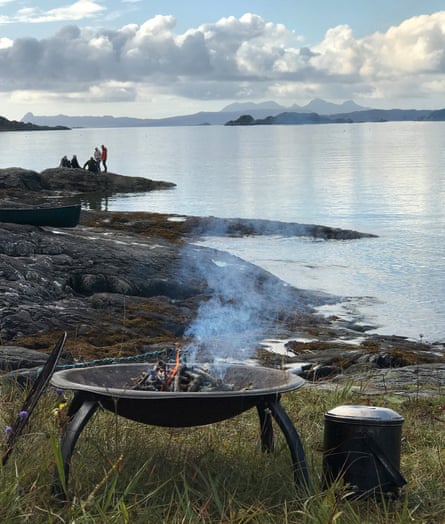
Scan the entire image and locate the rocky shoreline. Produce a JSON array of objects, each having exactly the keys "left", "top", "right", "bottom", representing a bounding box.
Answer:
[
  {"left": 0, "top": 167, "right": 175, "bottom": 206},
  {"left": 0, "top": 116, "right": 69, "bottom": 132},
  {"left": 0, "top": 167, "right": 443, "bottom": 397}
]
